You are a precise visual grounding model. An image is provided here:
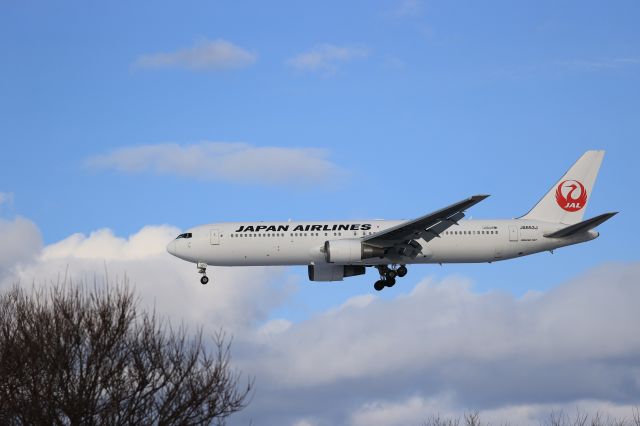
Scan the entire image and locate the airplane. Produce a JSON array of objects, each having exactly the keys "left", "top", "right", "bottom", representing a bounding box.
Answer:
[{"left": 167, "top": 150, "right": 617, "bottom": 291}]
